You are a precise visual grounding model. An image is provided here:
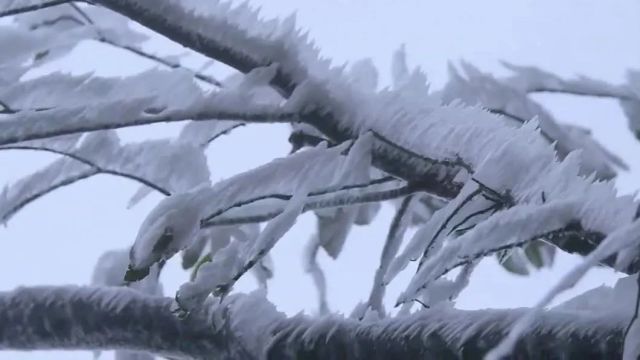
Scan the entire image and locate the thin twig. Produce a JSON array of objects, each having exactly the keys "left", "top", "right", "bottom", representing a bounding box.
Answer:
[
  {"left": 0, "top": 100, "right": 16, "bottom": 114},
  {"left": 0, "top": 0, "right": 71, "bottom": 18},
  {"left": 1, "top": 145, "right": 171, "bottom": 196},
  {"left": 487, "top": 108, "right": 555, "bottom": 144},
  {"left": 205, "top": 123, "right": 245, "bottom": 145},
  {"left": 201, "top": 185, "right": 415, "bottom": 227},
  {"left": 68, "top": 3, "right": 223, "bottom": 87},
  {"left": 528, "top": 87, "right": 637, "bottom": 101},
  {"left": 420, "top": 188, "right": 482, "bottom": 262},
  {"left": 367, "top": 195, "right": 415, "bottom": 314},
  {"left": 1, "top": 169, "right": 98, "bottom": 223},
  {"left": 447, "top": 204, "right": 499, "bottom": 236},
  {"left": 200, "top": 176, "right": 396, "bottom": 224}
]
